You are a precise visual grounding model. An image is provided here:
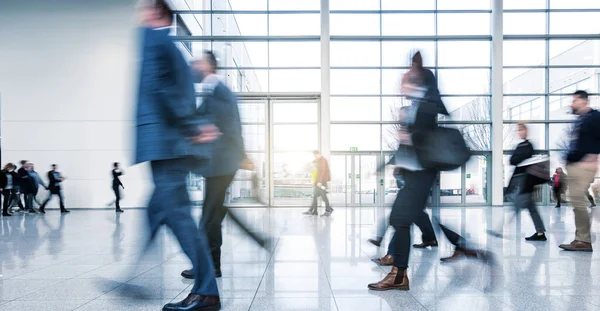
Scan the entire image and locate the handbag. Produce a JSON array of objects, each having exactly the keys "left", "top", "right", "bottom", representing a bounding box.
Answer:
[
  {"left": 518, "top": 156, "right": 550, "bottom": 185},
  {"left": 411, "top": 126, "right": 471, "bottom": 171}
]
